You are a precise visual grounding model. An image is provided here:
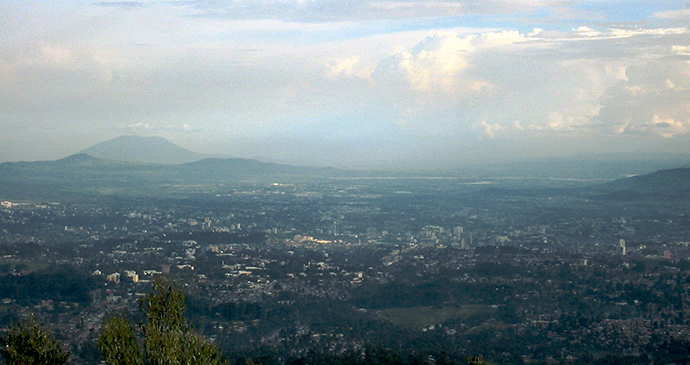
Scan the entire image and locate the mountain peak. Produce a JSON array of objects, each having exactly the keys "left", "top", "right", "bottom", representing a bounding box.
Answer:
[
  {"left": 79, "top": 136, "right": 208, "bottom": 164},
  {"left": 59, "top": 153, "right": 101, "bottom": 163}
]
